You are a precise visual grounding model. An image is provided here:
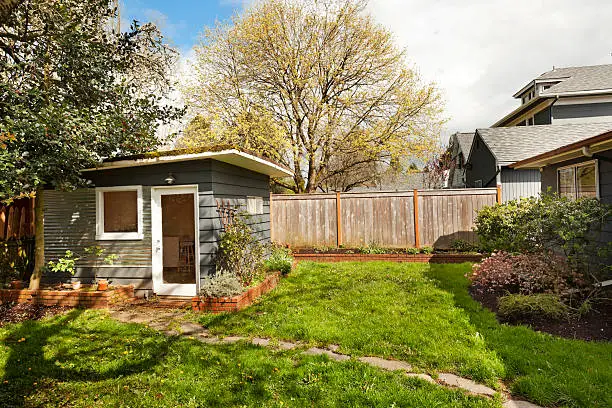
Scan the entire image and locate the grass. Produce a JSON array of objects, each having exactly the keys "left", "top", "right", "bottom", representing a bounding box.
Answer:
[
  {"left": 197, "top": 261, "right": 612, "bottom": 407},
  {"left": 0, "top": 310, "right": 498, "bottom": 407}
]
